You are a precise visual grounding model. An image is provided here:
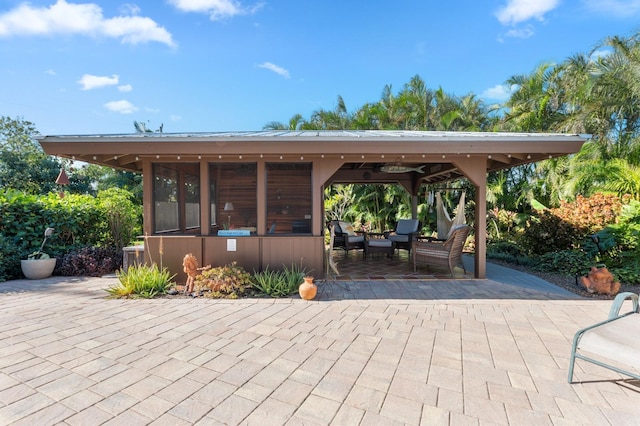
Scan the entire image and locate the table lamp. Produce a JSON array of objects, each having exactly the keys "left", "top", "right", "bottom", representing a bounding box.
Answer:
[{"left": 224, "top": 202, "right": 234, "bottom": 229}]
